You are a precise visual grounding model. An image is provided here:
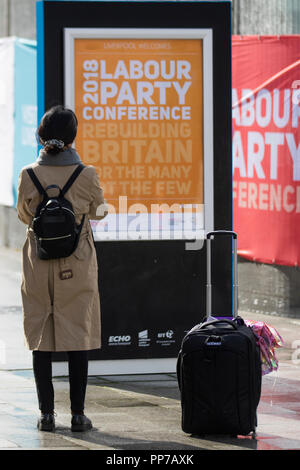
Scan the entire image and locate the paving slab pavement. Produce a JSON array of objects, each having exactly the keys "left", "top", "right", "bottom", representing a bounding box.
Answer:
[
  {"left": 0, "top": 356, "right": 299, "bottom": 451},
  {"left": 0, "top": 246, "right": 300, "bottom": 451}
]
